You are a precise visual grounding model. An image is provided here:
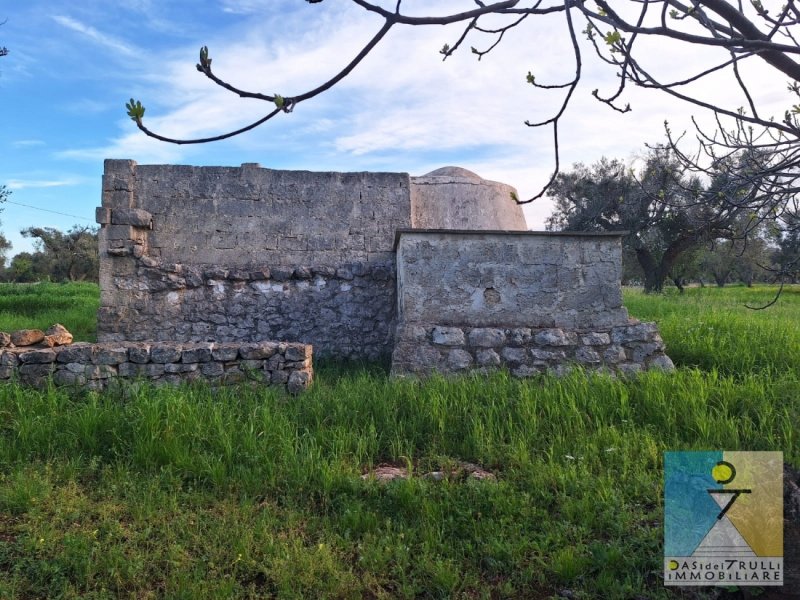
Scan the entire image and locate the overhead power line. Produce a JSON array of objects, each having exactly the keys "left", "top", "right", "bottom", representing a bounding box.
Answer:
[{"left": 3, "top": 200, "right": 93, "bottom": 222}]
